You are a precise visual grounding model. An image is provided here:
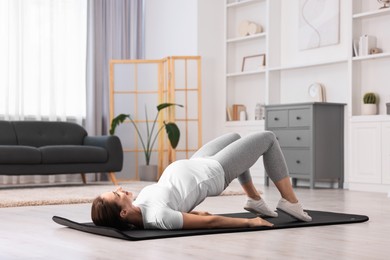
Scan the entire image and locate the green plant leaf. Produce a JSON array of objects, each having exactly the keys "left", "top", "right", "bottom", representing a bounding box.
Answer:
[
  {"left": 109, "top": 103, "right": 183, "bottom": 165},
  {"left": 164, "top": 122, "right": 180, "bottom": 149},
  {"left": 157, "top": 103, "right": 184, "bottom": 111},
  {"left": 110, "top": 114, "right": 130, "bottom": 135}
]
